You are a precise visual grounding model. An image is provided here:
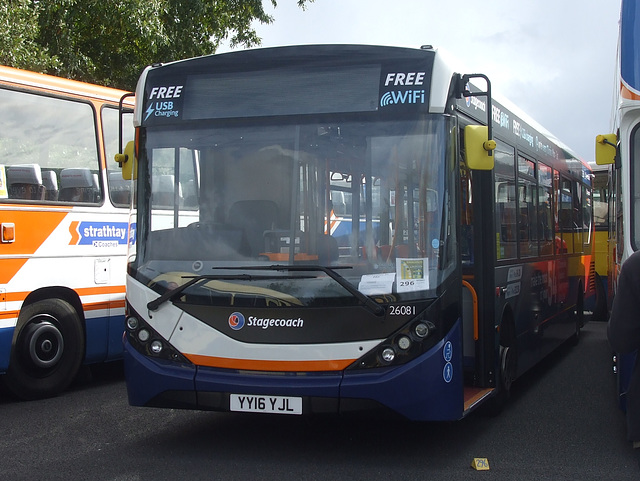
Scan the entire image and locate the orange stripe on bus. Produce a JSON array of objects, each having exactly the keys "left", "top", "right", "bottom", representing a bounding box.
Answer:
[
  {"left": 184, "top": 354, "right": 356, "bottom": 372},
  {"left": 4, "top": 285, "right": 126, "bottom": 303},
  {"left": 0, "top": 210, "right": 68, "bottom": 283},
  {"left": 1, "top": 298, "right": 125, "bottom": 321},
  {"left": 68, "top": 221, "right": 80, "bottom": 245},
  {"left": 622, "top": 82, "right": 640, "bottom": 101},
  {"left": 0, "top": 258, "right": 29, "bottom": 284}
]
